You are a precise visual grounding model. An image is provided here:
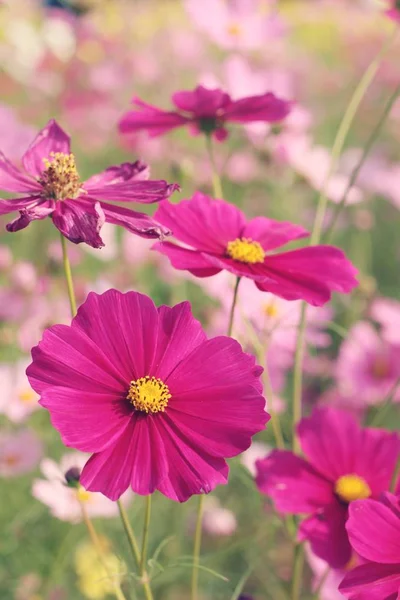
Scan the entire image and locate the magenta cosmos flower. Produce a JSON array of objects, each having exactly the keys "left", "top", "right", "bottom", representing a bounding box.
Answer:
[
  {"left": 386, "top": 0, "right": 400, "bottom": 22},
  {"left": 118, "top": 84, "right": 291, "bottom": 142},
  {"left": 0, "top": 119, "right": 178, "bottom": 248},
  {"left": 27, "top": 289, "right": 268, "bottom": 501},
  {"left": 256, "top": 407, "right": 400, "bottom": 569},
  {"left": 153, "top": 192, "right": 358, "bottom": 307},
  {"left": 339, "top": 493, "right": 400, "bottom": 599}
]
